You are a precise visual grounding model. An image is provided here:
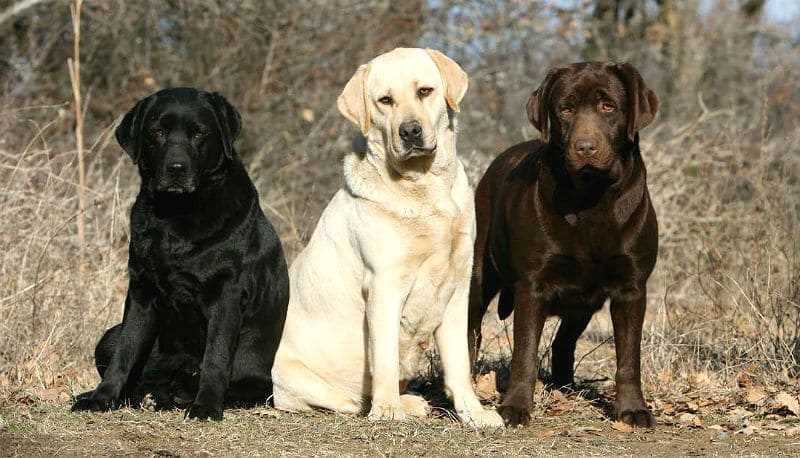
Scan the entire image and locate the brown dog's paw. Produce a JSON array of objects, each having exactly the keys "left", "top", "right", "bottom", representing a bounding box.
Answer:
[
  {"left": 616, "top": 408, "right": 655, "bottom": 428},
  {"left": 497, "top": 405, "right": 530, "bottom": 427},
  {"left": 185, "top": 403, "right": 223, "bottom": 421}
]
